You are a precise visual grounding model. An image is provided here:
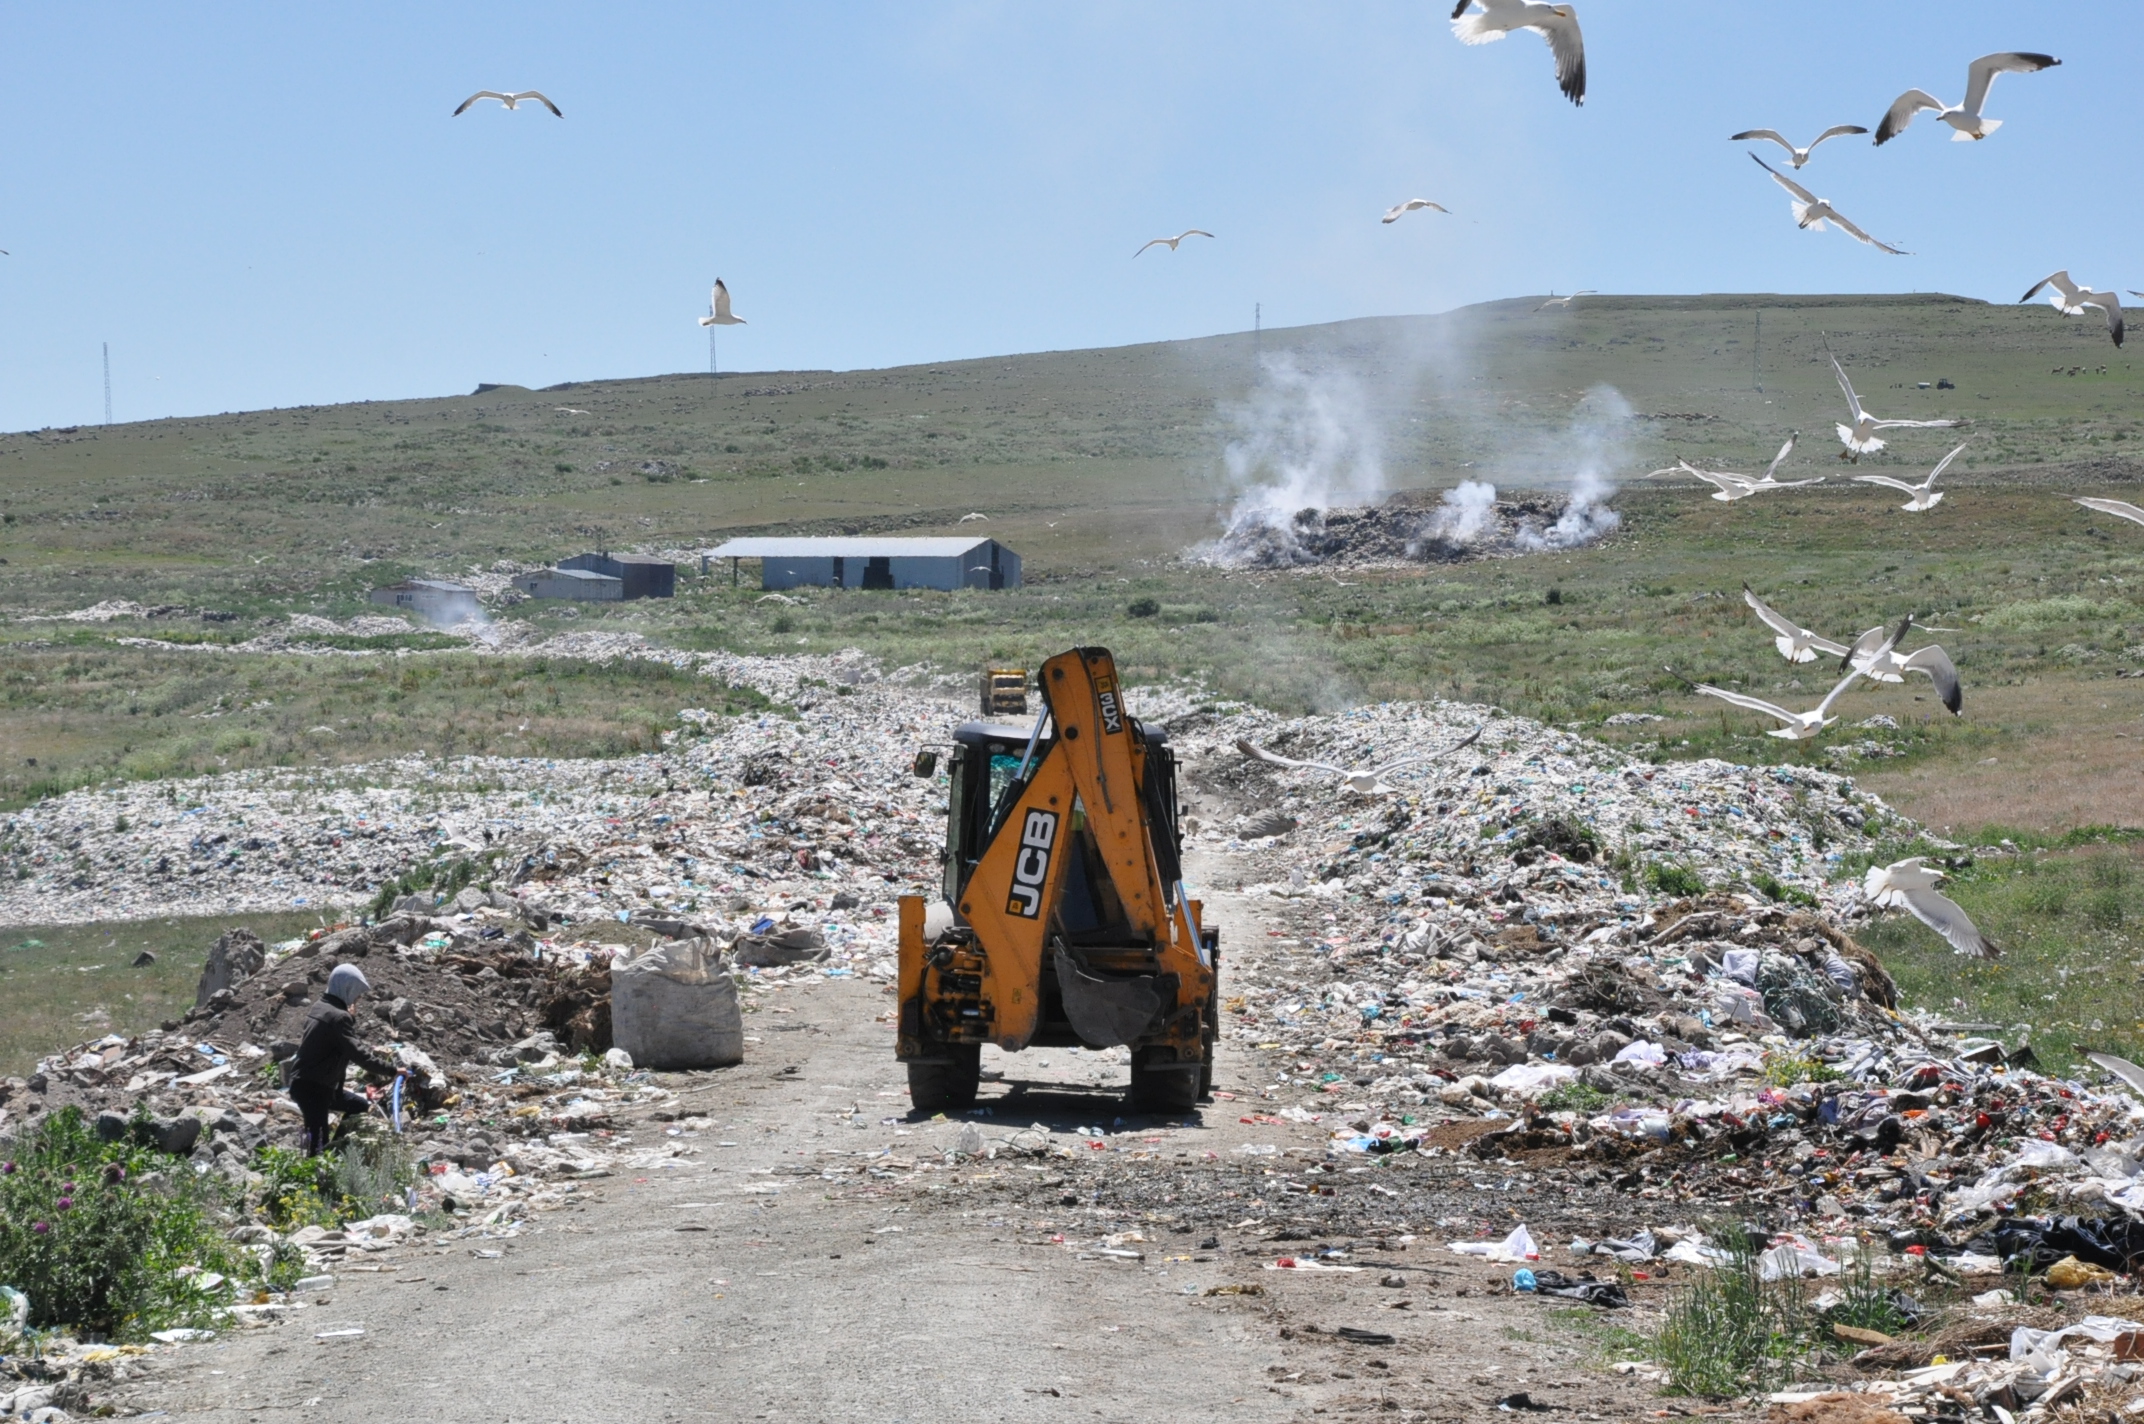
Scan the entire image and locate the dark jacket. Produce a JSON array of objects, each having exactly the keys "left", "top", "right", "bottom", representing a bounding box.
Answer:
[{"left": 291, "top": 994, "right": 399, "bottom": 1090}]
